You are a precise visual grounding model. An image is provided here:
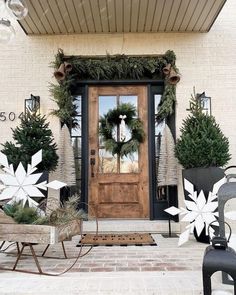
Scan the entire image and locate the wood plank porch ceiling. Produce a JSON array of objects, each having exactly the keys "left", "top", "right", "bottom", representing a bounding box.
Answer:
[{"left": 19, "top": 0, "right": 227, "bottom": 35}]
